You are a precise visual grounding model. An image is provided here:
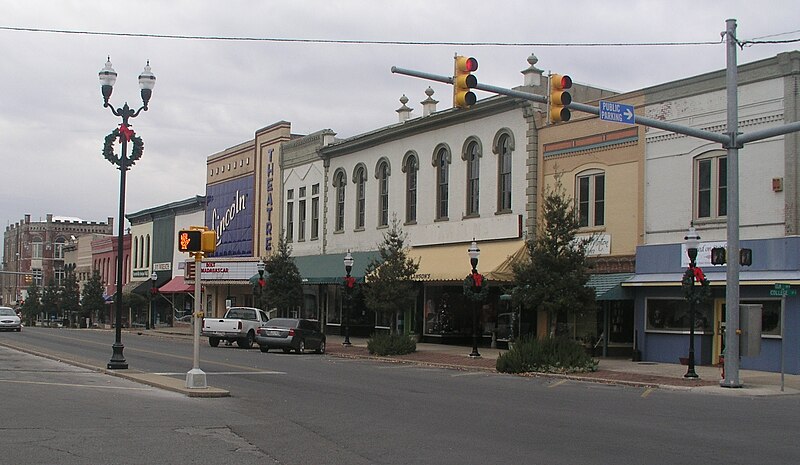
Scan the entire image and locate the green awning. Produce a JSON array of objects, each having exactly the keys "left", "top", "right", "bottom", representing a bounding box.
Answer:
[
  {"left": 250, "top": 251, "right": 380, "bottom": 285},
  {"left": 586, "top": 273, "right": 634, "bottom": 301}
]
